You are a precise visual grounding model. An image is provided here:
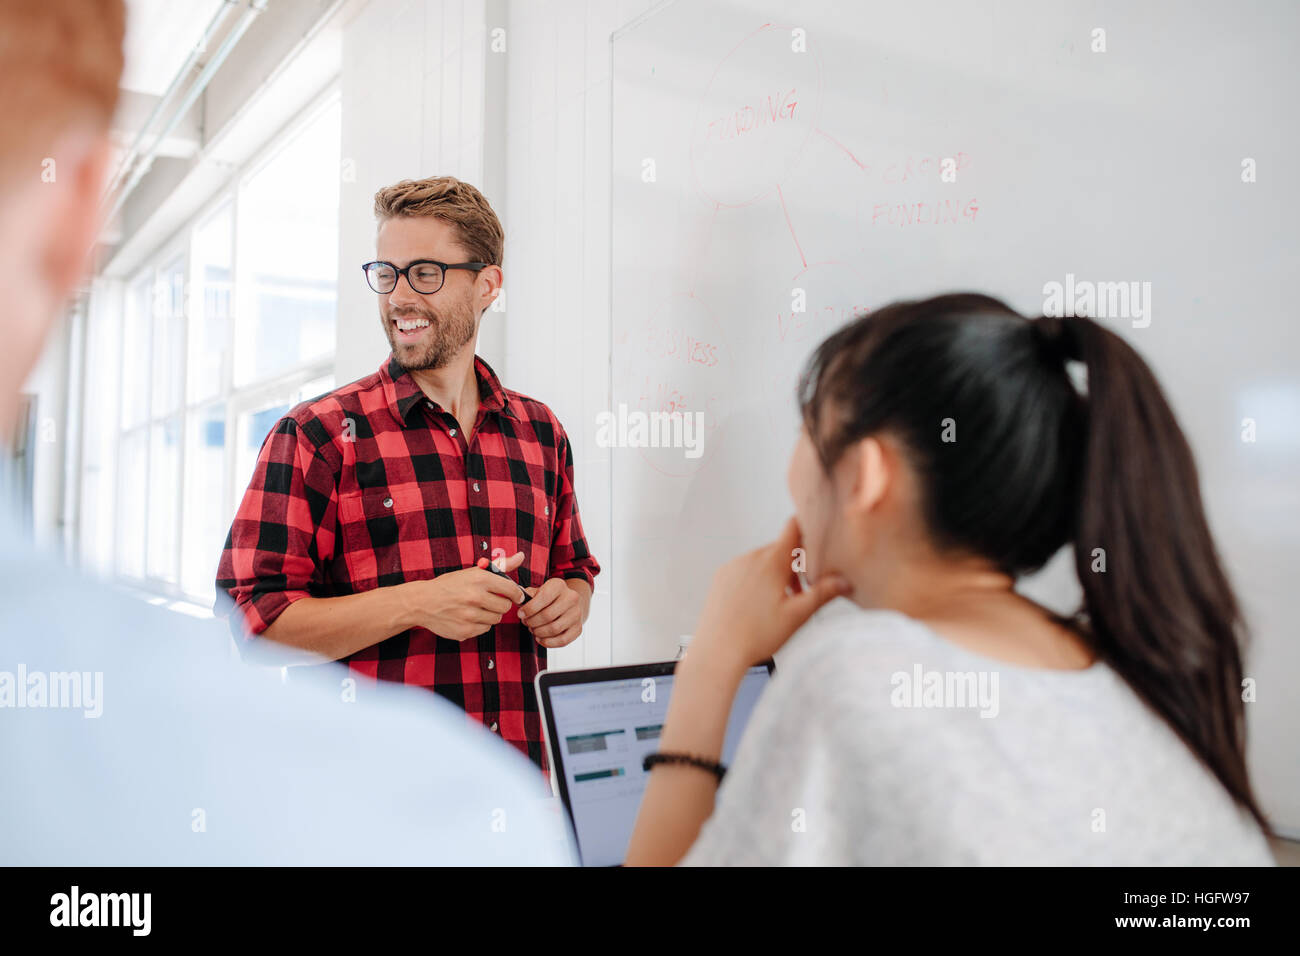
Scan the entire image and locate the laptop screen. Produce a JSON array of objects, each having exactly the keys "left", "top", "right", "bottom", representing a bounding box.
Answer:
[{"left": 544, "top": 663, "right": 772, "bottom": 866}]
